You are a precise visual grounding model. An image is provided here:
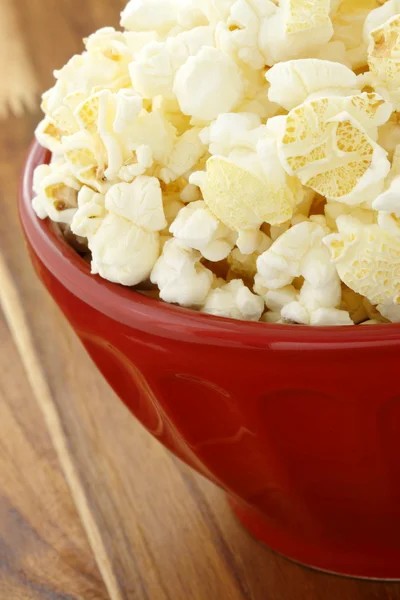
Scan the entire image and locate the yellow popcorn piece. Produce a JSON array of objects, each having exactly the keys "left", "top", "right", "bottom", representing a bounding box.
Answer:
[
  {"left": 278, "top": 93, "right": 391, "bottom": 205},
  {"left": 324, "top": 215, "right": 400, "bottom": 305},
  {"left": 193, "top": 155, "right": 301, "bottom": 253},
  {"left": 367, "top": 14, "right": 400, "bottom": 109},
  {"left": 332, "top": 0, "right": 381, "bottom": 69},
  {"left": 35, "top": 118, "right": 64, "bottom": 154},
  {"left": 32, "top": 163, "right": 81, "bottom": 225},
  {"left": 75, "top": 92, "right": 102, "bottom": 132}
]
